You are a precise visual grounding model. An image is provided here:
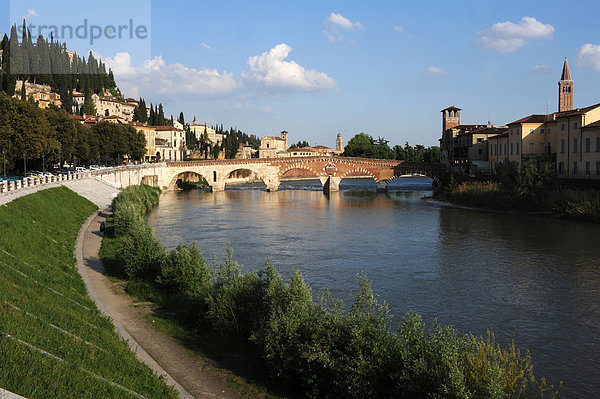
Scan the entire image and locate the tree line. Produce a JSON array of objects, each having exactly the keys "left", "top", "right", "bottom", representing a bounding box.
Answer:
[
  {"left": 0, "top": 93, "right": 146, "bottom": 174},
  {"left": 344, "top": 132, "right": 441, "bottom": 162},
  {"left": 1, "top": 21, "right": 117, "bottom": 113}
]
